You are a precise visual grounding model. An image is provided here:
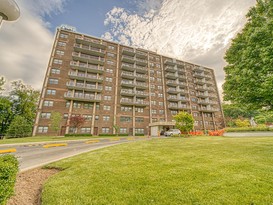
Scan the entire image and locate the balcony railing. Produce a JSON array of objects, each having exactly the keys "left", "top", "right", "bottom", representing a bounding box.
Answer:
[
  {"left": 168, "top": 104, "right": 190, "bottom": 110},
  {"left": 136, "top": 51, "right": 148, "bottom": 58},
  {"left": 75, "top": 36, "right": 107, "bottom": 48},
  {"left": 74, "top": 44, "right": 105, "bottom": 56},
  {"left": 68, "top": 72, "right": 103, "bottom": 82},
  {"left": 166, "top": 73, "right": 179, "bottom": 79},
  {"left": 66, "top": 82, "right": 103, "bottom": 92},
  {"left": 165, "top": 66, "right": 177, "bottom": 72},
  {"left": 64, "top": 92, "right": 101, "bottom": 102},
  {"left": 166, "top": 80, "right": 178, "bottom": 86},
  {"left": 199, "top": 107, "right": 219, "bottom": 112},
  {"left": 122, "top": 47, "right": 135, "bottom": 56},
  {"left": 70, "top": 61, "right": 104, "bottom": 73},
  {"left": 72, "top": 52, "right": 105, "bottom": 65},
  {"left": 120, "top": 98, "right": 149, "bottom": 106}
]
